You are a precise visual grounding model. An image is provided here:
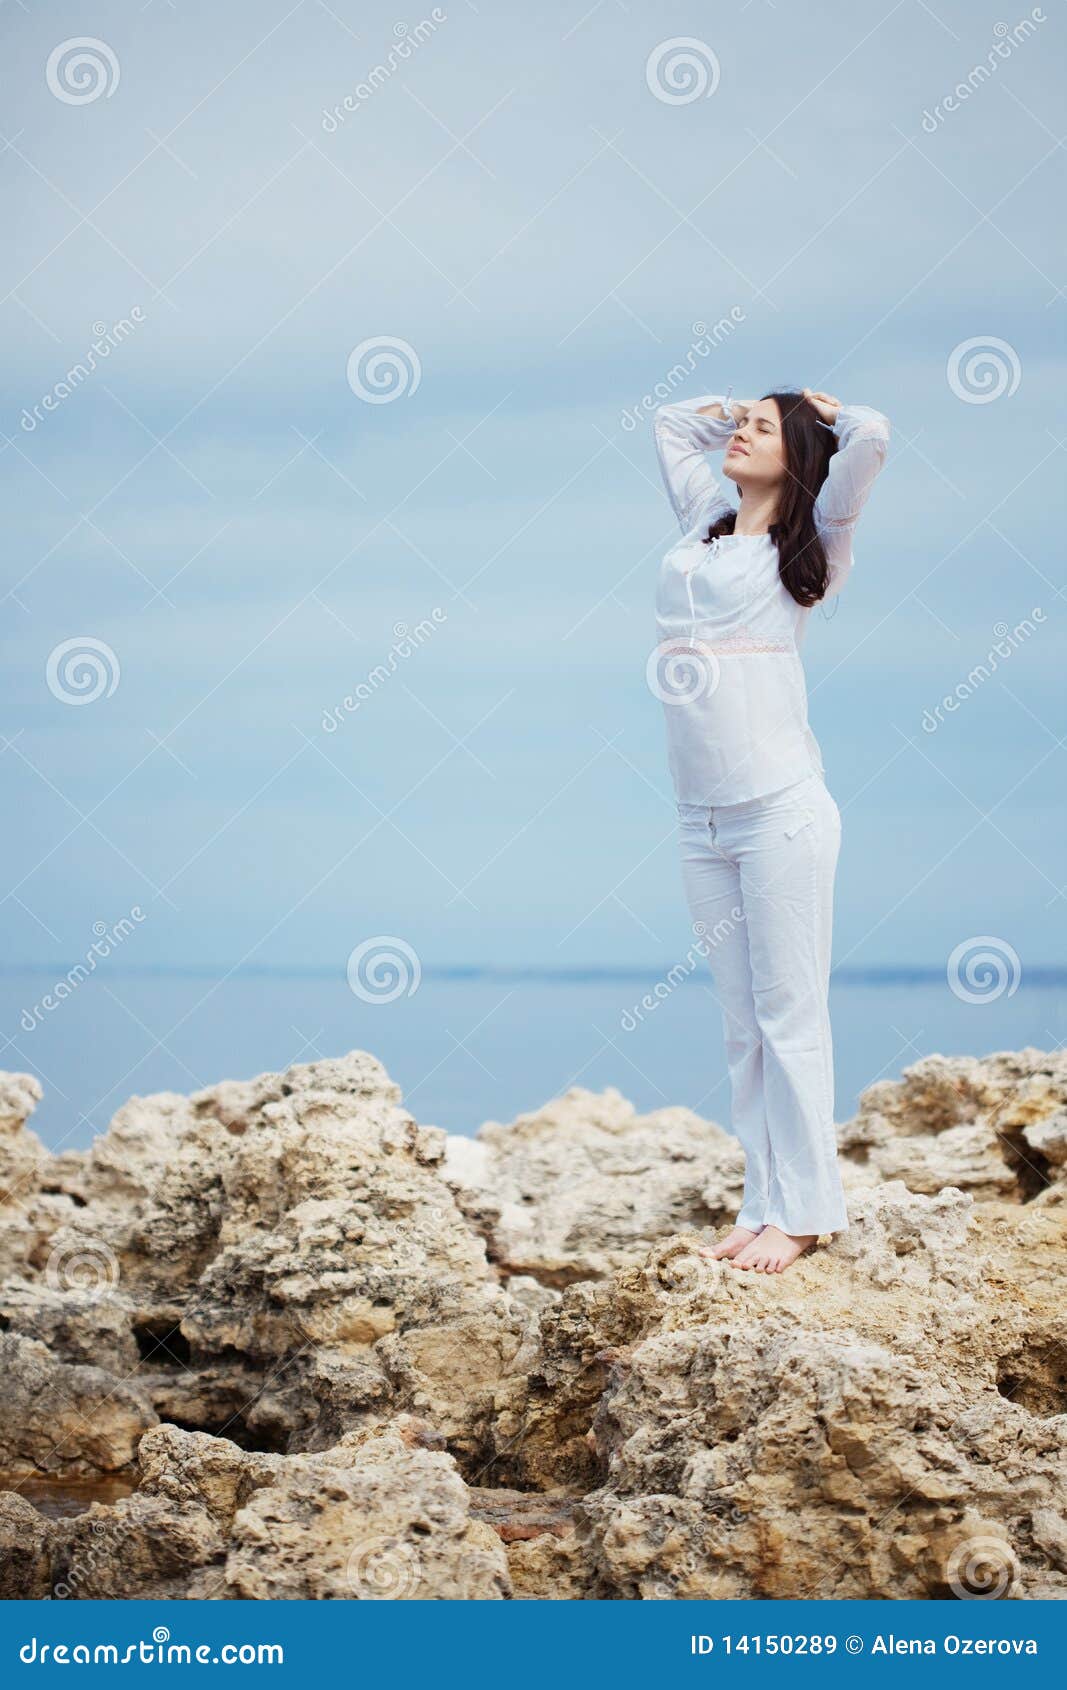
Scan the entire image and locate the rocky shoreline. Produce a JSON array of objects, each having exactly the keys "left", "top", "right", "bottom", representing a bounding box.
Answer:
[{"left": 0, "top": 1047, "right": 1064, "bottom": 1599}]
